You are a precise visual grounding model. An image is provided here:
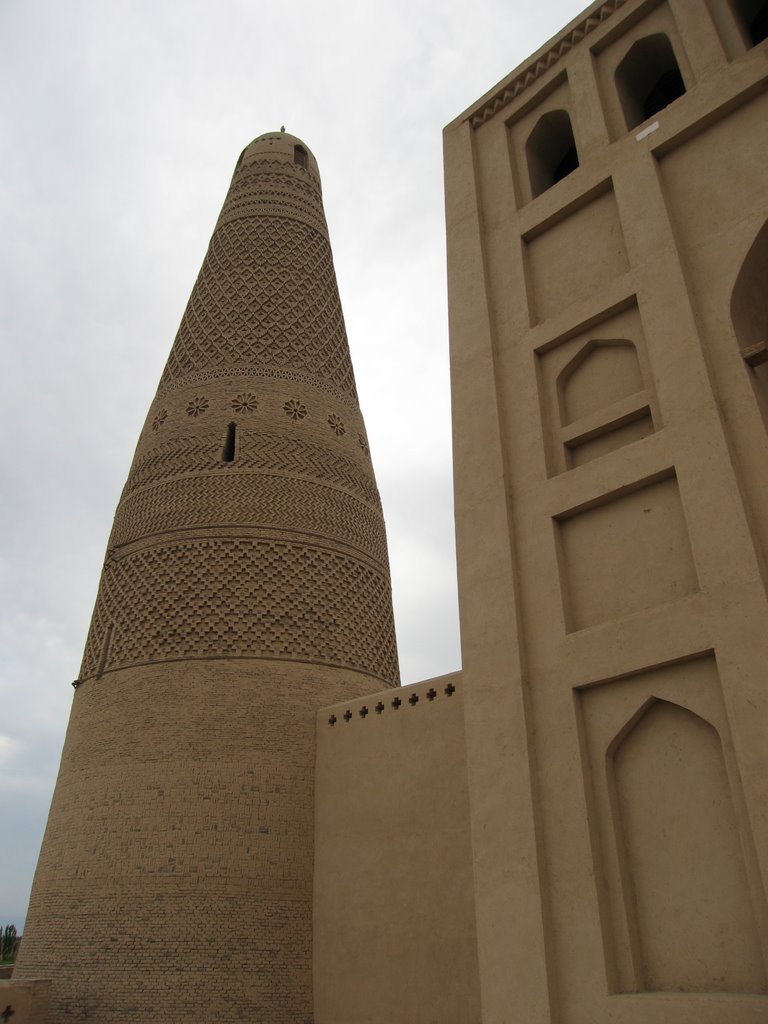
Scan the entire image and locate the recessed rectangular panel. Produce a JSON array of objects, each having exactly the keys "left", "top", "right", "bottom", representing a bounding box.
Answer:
[
  {"left": 525, "top": 188, "right": 628, "bottom": 323},
  {"left": 557, "top": 474, "right": 698, "bottom": 631}
]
